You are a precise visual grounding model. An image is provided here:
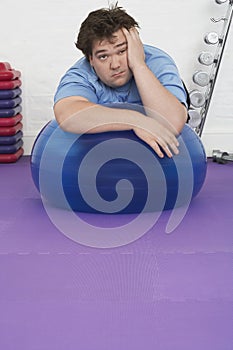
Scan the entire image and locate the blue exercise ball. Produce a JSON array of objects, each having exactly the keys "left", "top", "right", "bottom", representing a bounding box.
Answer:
[{"left": 31, "top": 110, "right": 207, "bottom": 214}]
